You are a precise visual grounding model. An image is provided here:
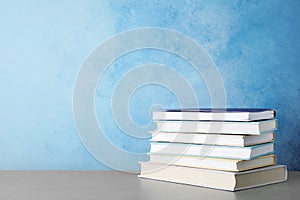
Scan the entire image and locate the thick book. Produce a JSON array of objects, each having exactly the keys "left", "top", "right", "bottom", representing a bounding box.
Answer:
[
  {"left": 156, "top": 119, "right": 277, "bottom": 135},
  {"left": 150, "top": 131, "right": 275, "bottom": 147},
  {"left": 150, "top": 142, "right": 274, "bottom": 160},
  {"left": 148, "top": 154, "right": 276, "bottom": 172},
  {"left": 139, "top": 163, "right": 287, "bottom": 191},
  {"left": 153, "top": 108, "right": 276, "bottom": 122}
]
